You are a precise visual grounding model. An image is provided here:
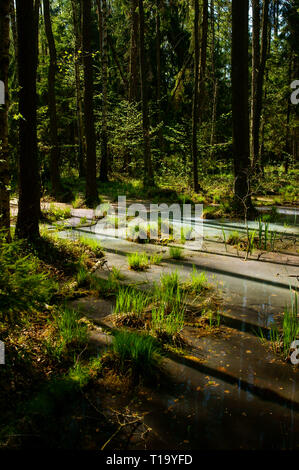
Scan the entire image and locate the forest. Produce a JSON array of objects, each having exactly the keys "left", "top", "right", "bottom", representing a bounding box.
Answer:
[{"left": 0, "top": 0, "right": 298, "bottom": 452}]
